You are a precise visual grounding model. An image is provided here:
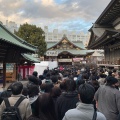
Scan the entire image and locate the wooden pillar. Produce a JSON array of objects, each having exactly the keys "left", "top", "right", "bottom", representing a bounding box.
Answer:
[
  {"left": 12, "top": 64, "right": 17, "bottom": 81},
  {"left": 117, "top": 59, "right": 120, "bottom": 65},
  {"left": 16, "top": 63, "right": 18, "bottom": 81},
  {"left": 3, "top": 62, "right": 6, "bottom": 88}
]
